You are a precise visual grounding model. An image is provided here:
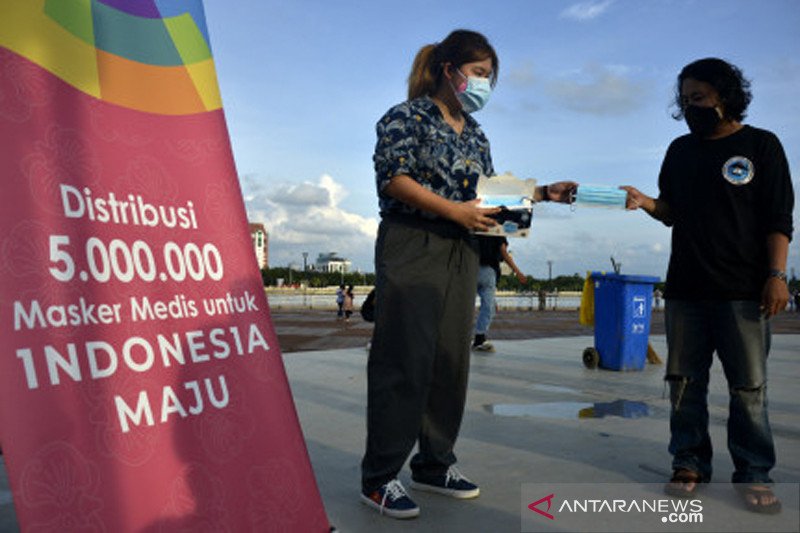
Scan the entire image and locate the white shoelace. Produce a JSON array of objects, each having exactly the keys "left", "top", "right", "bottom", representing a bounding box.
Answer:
[
  {"left": 445, "top": 465, "right": 470, "bottom": 485},
  {"left": 380, "top": 479, "right": 408, "bottom": 511}
]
